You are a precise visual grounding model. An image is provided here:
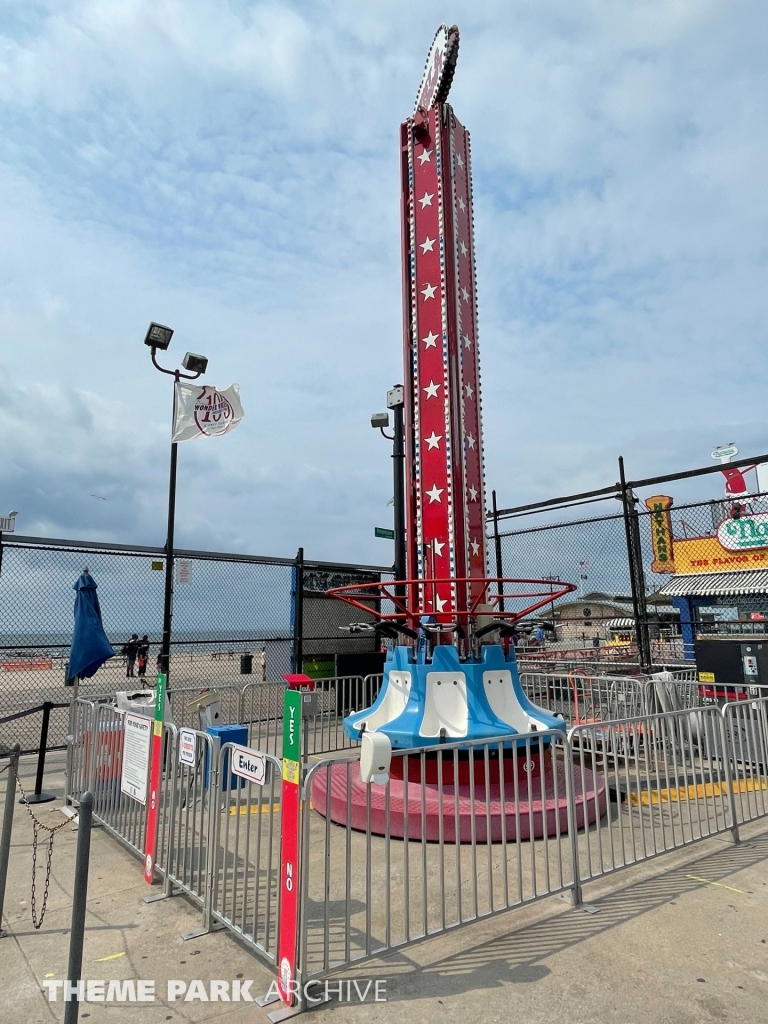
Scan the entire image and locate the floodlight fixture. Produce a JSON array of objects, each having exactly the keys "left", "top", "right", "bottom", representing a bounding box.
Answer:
[
  {"left": 182, "top": 352, "right": 208, "bottom": 375},
  {"left": 144, "top": 322, "right": 174, "bottom": 350},
  {"left": 386, "top": 385, "right": 404, "bottom": 409},
  {"left": 8, "top": 511, "right": 18, "bottom": 519},
  {"left": 371, "top": 412, "right": 389, "bottom": 429}
]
